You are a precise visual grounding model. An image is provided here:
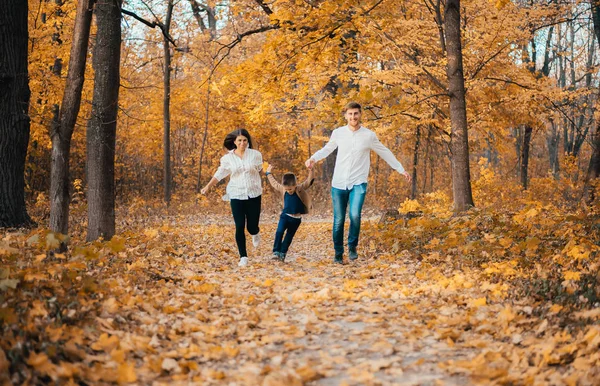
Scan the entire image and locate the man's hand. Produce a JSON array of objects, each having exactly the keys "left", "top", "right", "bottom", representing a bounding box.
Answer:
[
  {"left": 305, "top": 159, "right": 315, "bottom": 168},
  {"left": 400, "top": 171, "right": 412, "bottom": 183}
]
